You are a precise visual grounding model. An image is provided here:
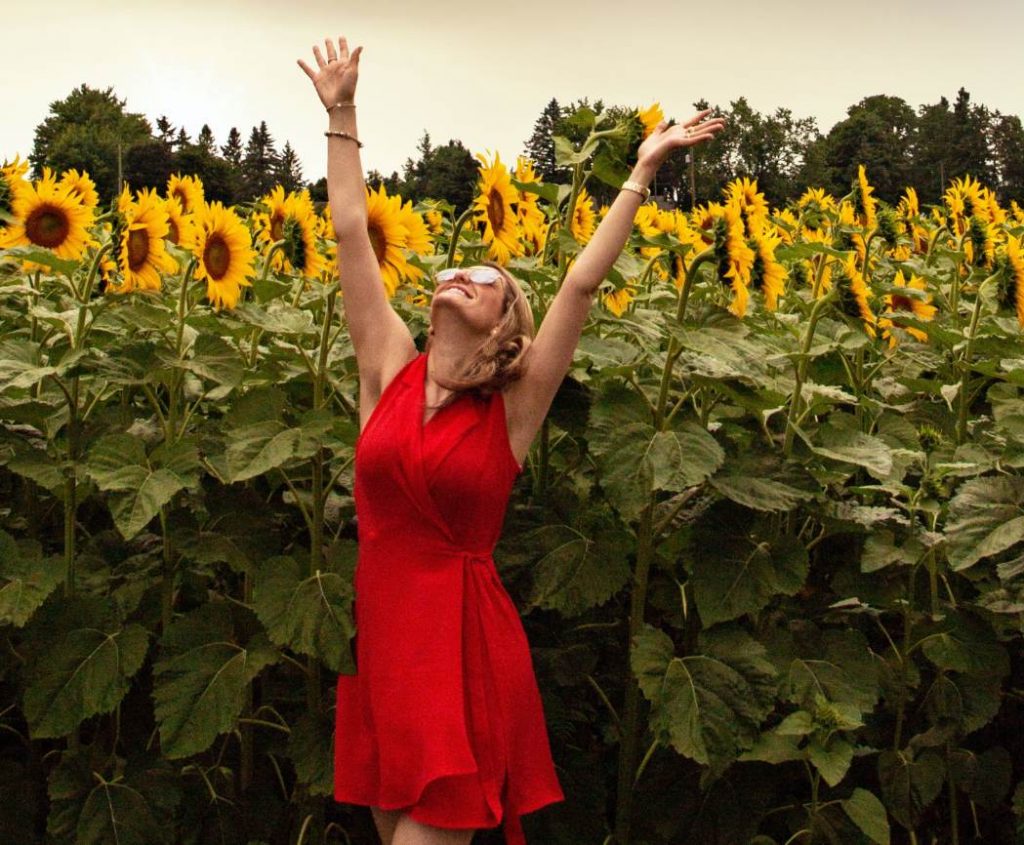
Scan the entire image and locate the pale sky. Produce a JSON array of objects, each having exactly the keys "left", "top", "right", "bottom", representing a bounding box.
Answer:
[{"left": 5, "top": 0, "right": 1023, "bottom": 184}]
